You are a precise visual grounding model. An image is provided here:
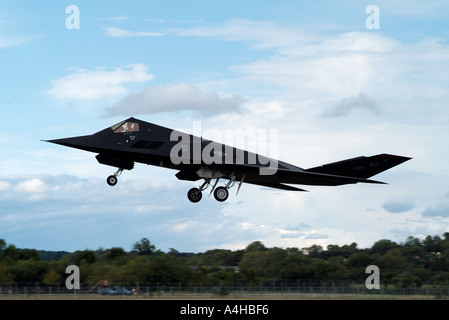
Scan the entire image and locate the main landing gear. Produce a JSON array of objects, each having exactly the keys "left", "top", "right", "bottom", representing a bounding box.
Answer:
[
  {"left": 107, "top": 168, "right": 123, "bottom": 186},
  {"left": 105, "top": 167, "right": 244, "bottom": 204},
  {"left": 187, "top": 176, "right": 245, "bottom": 203}
]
